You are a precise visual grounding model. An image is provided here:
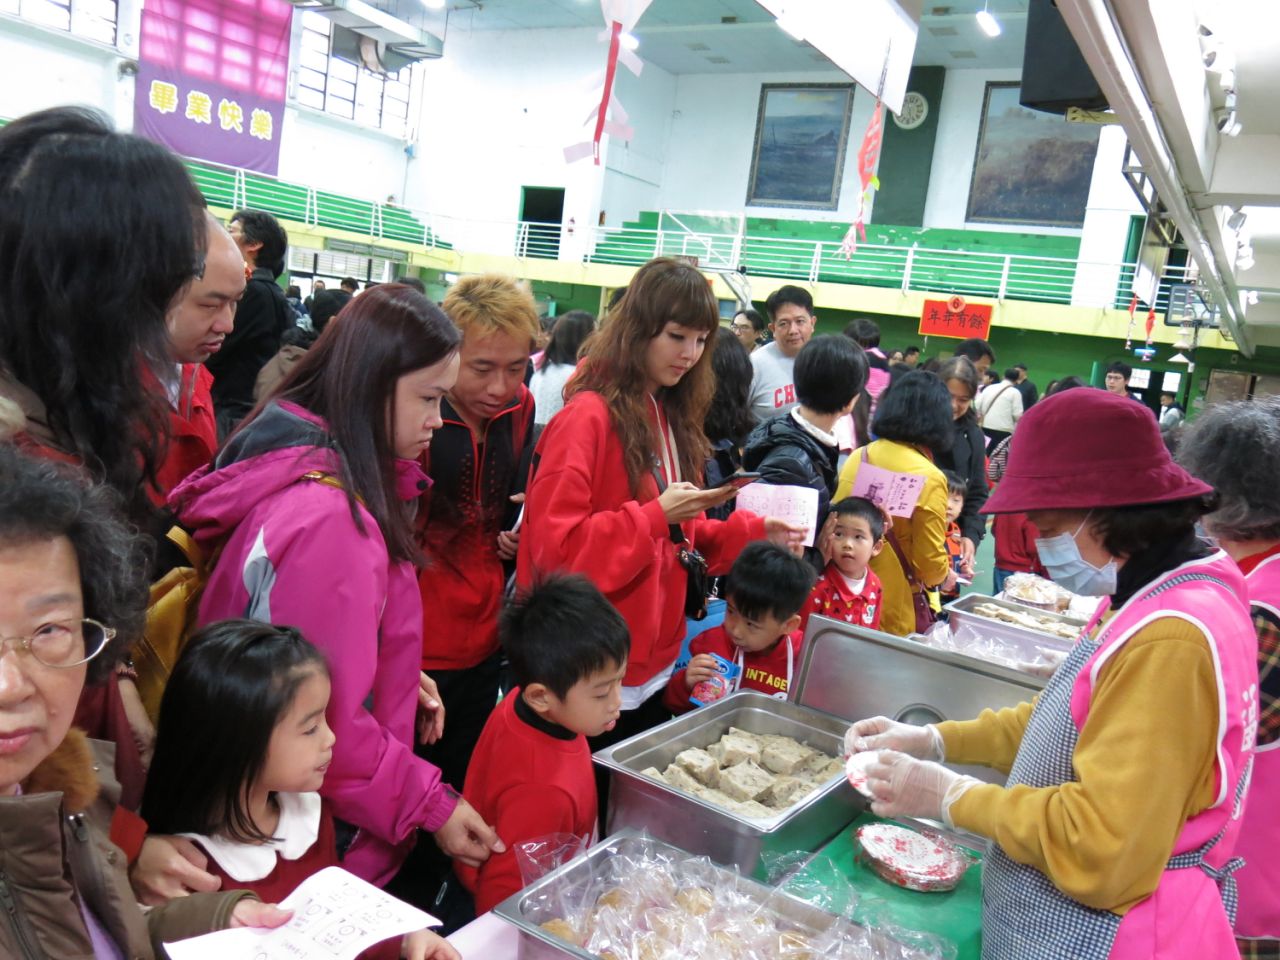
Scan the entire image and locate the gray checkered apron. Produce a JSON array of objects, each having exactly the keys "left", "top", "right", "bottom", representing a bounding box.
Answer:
[{"left": 982, "top": 574, "right": 1246, "bottom": 960}]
